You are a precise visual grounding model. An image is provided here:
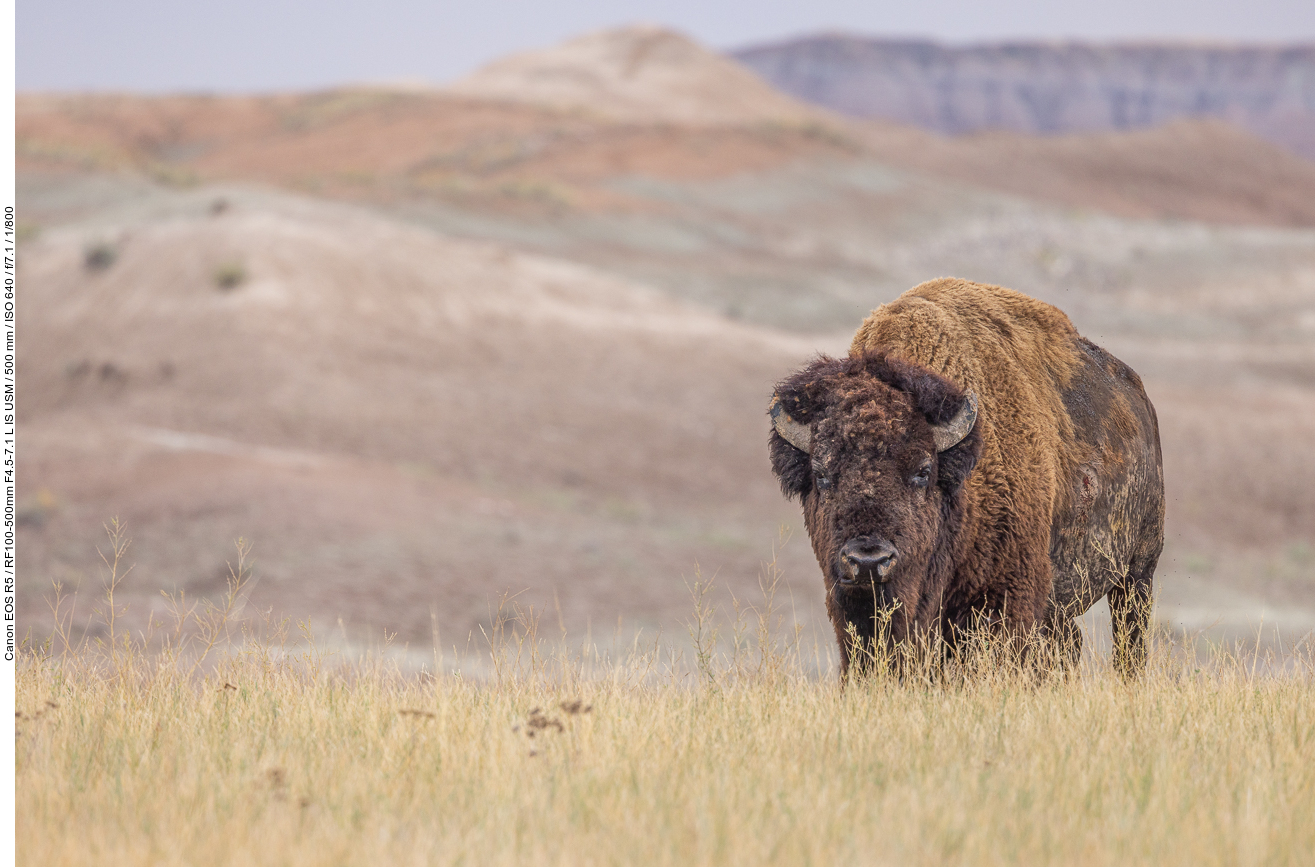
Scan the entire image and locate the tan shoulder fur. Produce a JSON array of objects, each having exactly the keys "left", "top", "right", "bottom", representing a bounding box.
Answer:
[
  {"left": 850, "top": 278, "right": 1081, "bottom": 396},
  {"left": 850, "top": 279, "right": 1093, "bottom": 574}
]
